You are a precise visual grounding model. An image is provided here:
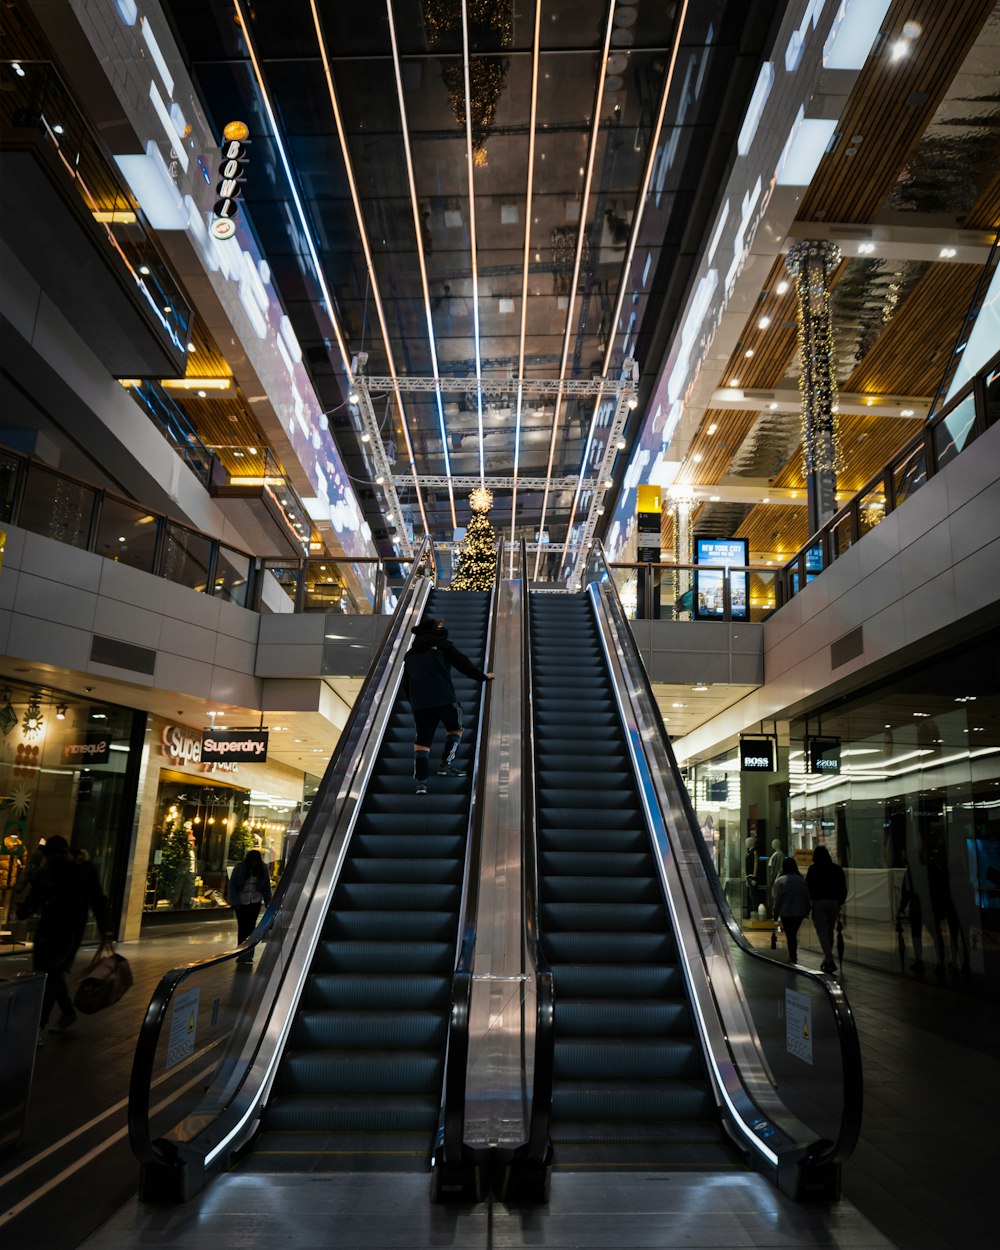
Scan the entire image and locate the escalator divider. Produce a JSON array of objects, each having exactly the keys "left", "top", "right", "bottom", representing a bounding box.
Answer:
[{"left": 432, "top": 541, "right": 506, "bottom": 1203}]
